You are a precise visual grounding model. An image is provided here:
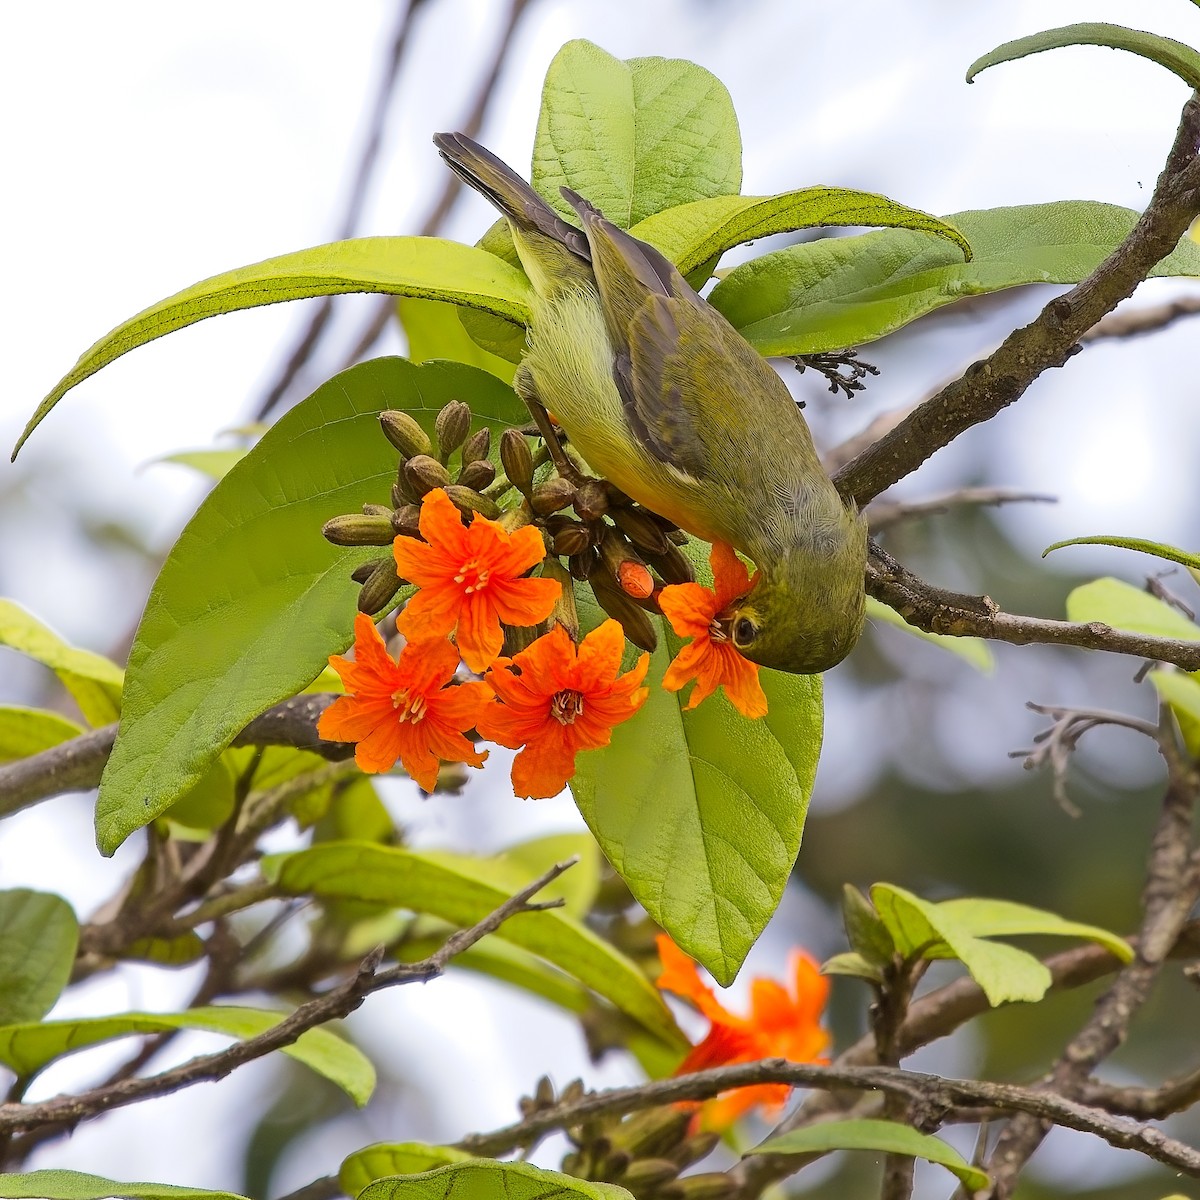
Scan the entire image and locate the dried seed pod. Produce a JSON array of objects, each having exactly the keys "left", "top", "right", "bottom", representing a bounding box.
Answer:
[
  {"left": 350, "top": 556, "right": 388, "bottom": 584},
  {"left": 356, "top": 559, "right": 404, "bottom": 614},
  {"left": 457, "top": 457, "right": 496, "bottom": 491},
  {"left": 404, "top": 454, "right": 452, "bottom": 497},
  {"left": 379, "top": 409, "right": 432, "bottom": 459},
  {"left": 391, "top": 504, "right": 421, "bottom": 537},
  {"left": 589, "top": 569, "right": 659, "bottom": 652},
  {"left": 392, "top": 475, "right": 419, "bottom": 508},
  {"left": 531, "top": 476, "right": 577, "bottom": 515},
  {"left": 499, "top": 429, "right": 535, "bottom": 496},
  {"left": 568, "top": 550, "right": 595, "bottom": 581},
  {"left": 667, "top": 528, "right": 689, "bottom": 546},
  {"left": 610, "top": 505, "right": 672, "bottom": 555},
  {"left": 322, "top": 513, "right": 397, "bottom": 547},
  {"left": 552, "top": 523, "right": 591, "bottom": 557},
  {"left": 434, "top": 400, "right": 472, "bottom": 462},
  {"left": 444, "top": 484, "right": 501, "bottom": 520},
  {"left": 460, "top": 426, "right": 491, "bottom": 466},
  {"left": 573, "top": 478, "right": 609, "bottom": 521},
  {"left": 645, "top": 541, "right": 695, "bottom": 586}
]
